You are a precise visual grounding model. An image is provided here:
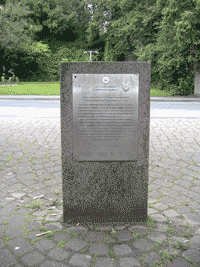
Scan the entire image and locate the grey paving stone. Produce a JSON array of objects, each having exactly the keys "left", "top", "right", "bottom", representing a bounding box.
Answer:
[
  {"left": 146, "top": 232, "right": 167, "bottom": 243},
  {"left": 32, "top": 238, "right": 57, "bottom": 253},
  {"left": 187, "top": 201, "right": 200, "bottom": 210},
  {"left": 158, "top": 188, "right": 179, "bottom": 197},
  {"left": 39, "top": 260, "right": 70, "bottom": 267},
  {"left": 150, "top": 214, "right": 166, "bottom": 223},
  {"left": 148, "top": 191, "right": 162, "bottom": 198},
  {"left": 168, "top": 256, "right": 193, "bottom": 267},
  {"left": 0, "top": 203, "right": 17, "bottom": 217},
  {"left": 153, "top": 202, "right": 169, "bottom": 211},
  {"left": 20, "top": 250, "right": 45, "bottom": 266},
  {"left": 175, "top": 195, "right": 192, "bottom": 203},
  {"left": 162, "top": 210, "right": 180, "bottom": 218},
  {"left": 117, "top": 231, "right": 135, "bottom": 242},
  {"left": 191, "top": 186, "right": 200, "bottom": 193},
  {"left": 47, "top": 247, "right": 70, "bottom": 261},
  {"left": 183, "top": 213, "right": 200, "bottom": 226},
  {"left": 153, "top": 223, "right": 168, "bottom": 233},
  {"left": 182, "top": 189, "right": 200, "bottom": 200},
  {"left": 0, "top": 198, "right": 15, "bottom": 207},
  {"left": 182, "top": 249, "right": 200, "bottom": 263},
  {"left": 0, "top": 191, "right": 7, "bottom": 198},
  {"left": 147, "top": 208, "right": 158, "bottom": 215},
  {"left": 6, "top": 237, "right": 34, "bottom": 255},
  {"left": 0, "top": 215, "right": 8, "bottom": 223},
  {"left": 0, "top": 182, "right": 7, "bottom": 190},
  {"left": 148, "top": 198, "right": 158, "bottom": 204},
  {"left": 69, "top": 253, "right": 92, "bottom": 267},
  {"left": 6, "top": 214, "right": 26, "bottom": 228},
  {"left": 175, "top": 180, "right": 194, "bottom": 188},
  {"left": 113, "top": 244, "right": 132, "bottom": 256},
  {"left": 189, "top": 236, "right": 200, "bottom": 249},
  {"left": 85, "top": 232, "right": 107, "bottom": 243},
  {"left": 132, "top": 239, "right": 154, "bottom": 252},
  {"left": 128, "top": 225, "right": 149, "bottom": 235},
  {"left": 160, "top": 197, "right": 180, "bottom": 206},
  {"left": 142, "top": 251, "right": 160, "bottom": 266},
  {"left": 0, "top": 248, "right": 19, "bottom": 266},
  {"left": 195, "top": 228, "right": 200, "bottom": 235},
  {"left": 175, "top": 205, "right": 191, "bottom": 214},
  {"left": 0, "top": 238, "right": 5, "bottom": 248},
  {"left": 93, "top": 257, "right": 116, "bottom": 267},
  {"left": 26, "top": 230, "right": 49, "bottom": 241},
  {"left": 6, "top": 227, "right": 25, "bottom": 238},
  {"left": 45, "top": 222, "right": 63, "bottom": 231},
  {"left": 64, "top": 238, "right": 88, "bottom": 251},
  {"left": 25, "top": 220, "right": 43, "bottom": 231},
  {"left": 119, "top": 257, "right": 141, "bottom": 267},
  {"left": 45, "top": 213, "right": 62, "bottom": 222},
  {"left": 89, "top": 243, "right": 109, "bottom": 255},
  {"left": 66, "top": 225, "right": 89, "bottom": 235},
  {"left": 1, "top": 117, "right": 200, "bottom": 267},
  {"left": 193, "top": 179, "right": 200, "bottom": 186}
]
